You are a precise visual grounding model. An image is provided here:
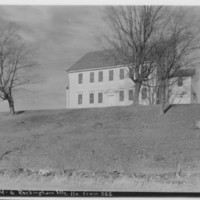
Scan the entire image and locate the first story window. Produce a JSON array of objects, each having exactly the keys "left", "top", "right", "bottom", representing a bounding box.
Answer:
[
  {"left": 119, "top": 90, "right": 124, "bottom": 101},
  {"left": 78, "top": 94, "right": 82, "bottom": 104},
  {"left": 129, "top": 89, "right": 133, "bottom": 101},
  {"left": 90, "top": 93, "right": 94, "bottom": 104},
  {"left": 78, "top": 73, "right": 83, "bottom": 84},
  {"left": 98, "top": 92, "right": 103, "bottom": 103}
]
